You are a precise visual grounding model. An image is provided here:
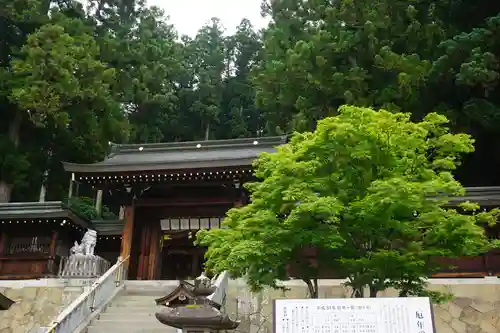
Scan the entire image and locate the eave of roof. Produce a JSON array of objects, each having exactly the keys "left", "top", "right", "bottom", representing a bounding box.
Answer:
[
  {"left": 448, "top": 186, "right": 500, "bottom": 206},
  {"left": 92, "top": 219, "right": 124, "bottom": 236},
  {"left": 0, "top": 201, "right": 92, "bottom": 230},
  {"left": 63, "top": 136, "right": 287, "bottom": 174},
  {"left": 155, "top": 282, "right": 196, "bottom": 306}
]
